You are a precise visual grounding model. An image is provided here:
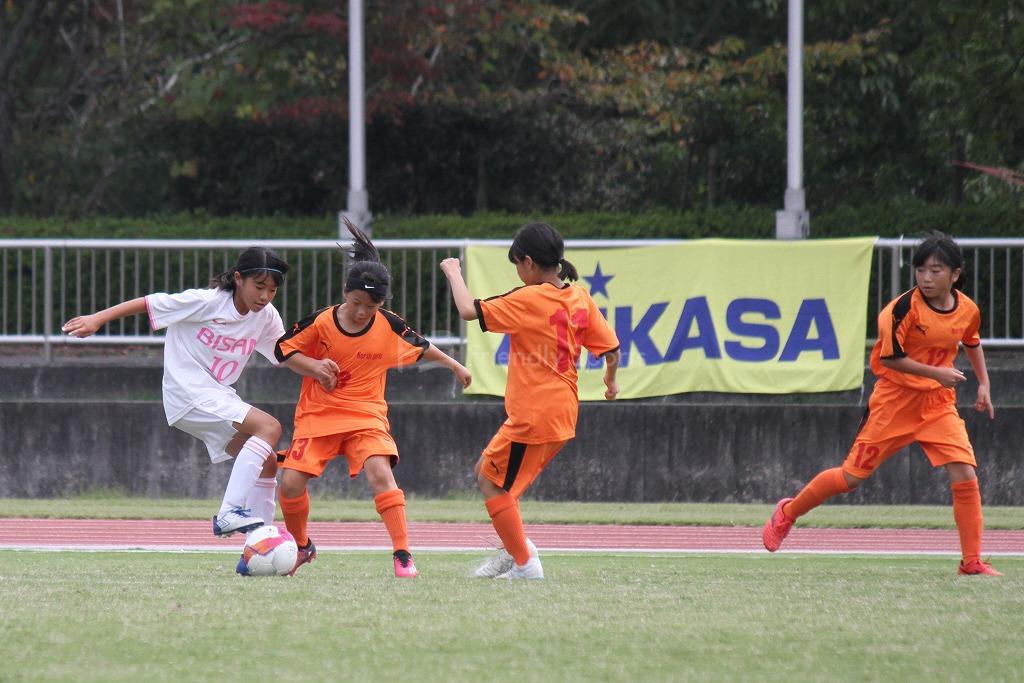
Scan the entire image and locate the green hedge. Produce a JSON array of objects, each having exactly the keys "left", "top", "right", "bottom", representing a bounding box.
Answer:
[{"left": 0, "top": 198, "right": 1021, "bottom": 240}]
